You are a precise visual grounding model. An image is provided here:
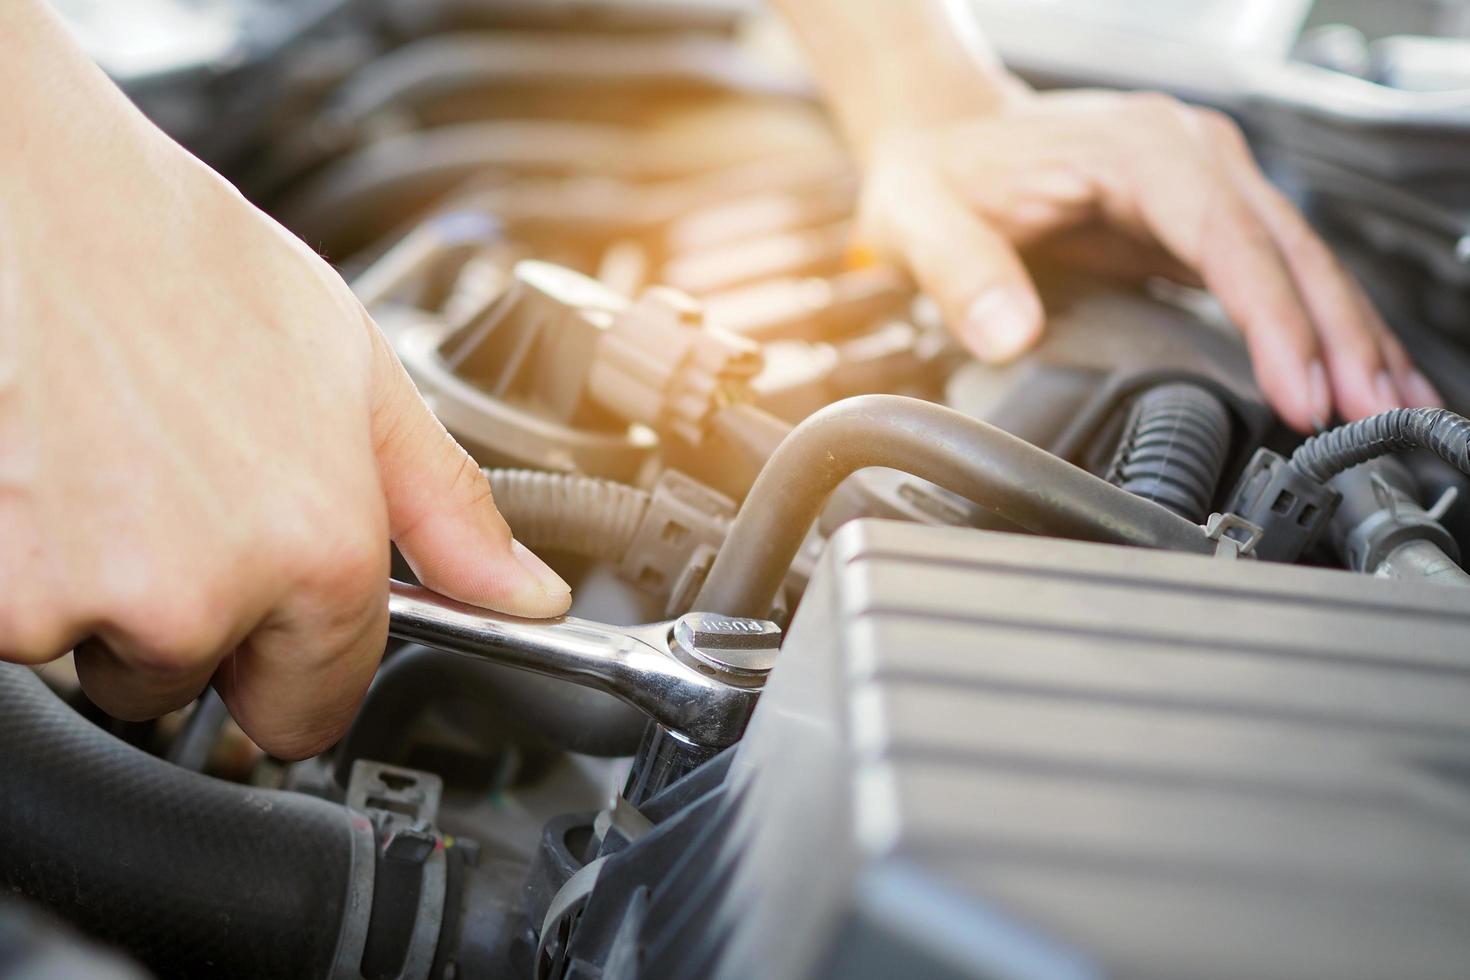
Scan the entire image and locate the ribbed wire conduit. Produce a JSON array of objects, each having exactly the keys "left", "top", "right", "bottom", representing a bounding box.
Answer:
[
  {"left": 1290, "top": 407, "right": 1470, "bottom": 484},
  {"left": 486, "top": 468, "right": 650, "bottom": 563},
  {"left": 1106, "top": 383, "right": 1233, "bottom": 522}
]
